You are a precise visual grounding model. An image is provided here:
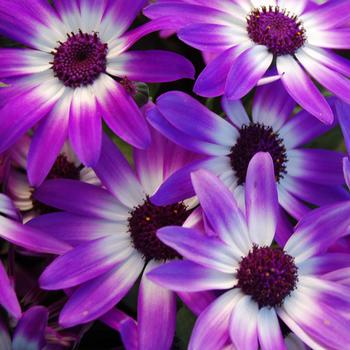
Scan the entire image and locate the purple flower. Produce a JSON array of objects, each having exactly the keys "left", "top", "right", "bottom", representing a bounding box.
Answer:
[
  {"left": 0, "top": 0, "right": 194, "bottom": 183},
  {"left": 145, "top": 0, "right": 350, "bottom": 123},
  {"left": 148, "top": 153, "right": 350, "bottom": 349},
  {"left": 29, "top": 129, "right": 212, "bottom": 346},
  {"left": 147, "top": 83, "right": 348, "bottom": 236}
]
